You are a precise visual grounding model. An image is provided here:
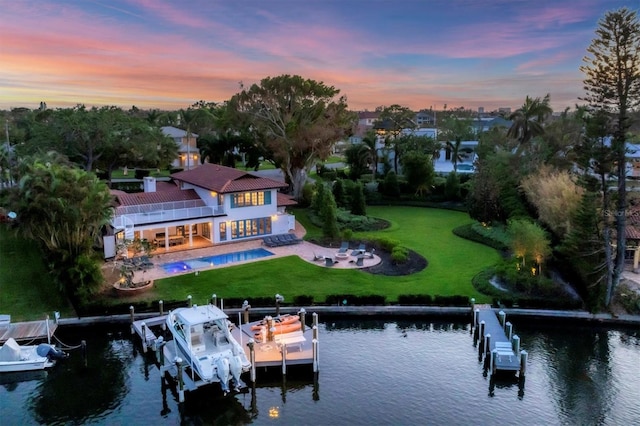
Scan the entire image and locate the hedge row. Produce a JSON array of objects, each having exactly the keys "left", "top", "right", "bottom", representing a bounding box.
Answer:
[{"left": 78, "top": 293, "right": 475, "bottom": 316}]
